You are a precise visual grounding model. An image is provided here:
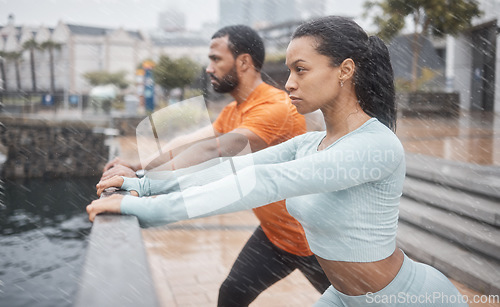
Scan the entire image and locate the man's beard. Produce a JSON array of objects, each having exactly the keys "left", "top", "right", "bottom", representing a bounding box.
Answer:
[{"left": 209, "top": 66, "right": 239, "bottom": 93}]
